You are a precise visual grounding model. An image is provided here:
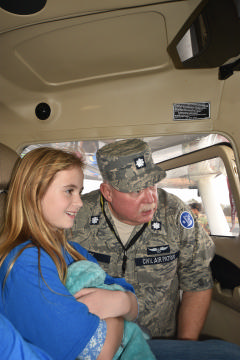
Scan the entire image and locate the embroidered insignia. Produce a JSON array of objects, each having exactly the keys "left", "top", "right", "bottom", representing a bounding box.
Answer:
[
  {"left": 180, "top": 211, "right": 194, "bottom": 229},
  {"left": 135, "top": 251, "right": 180, "bottom": 266},
  {"left": 147, "top": 245, "right": 170, "bottom": 255},
  {"left": 134, "top": 156, "right": 146, "bottom": 169},
  {"left": 151, "top": 221, "right": 161, "bottom": 230},
  {"left": 90, "top": 215, "right": 100, "bottom": 225}
]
